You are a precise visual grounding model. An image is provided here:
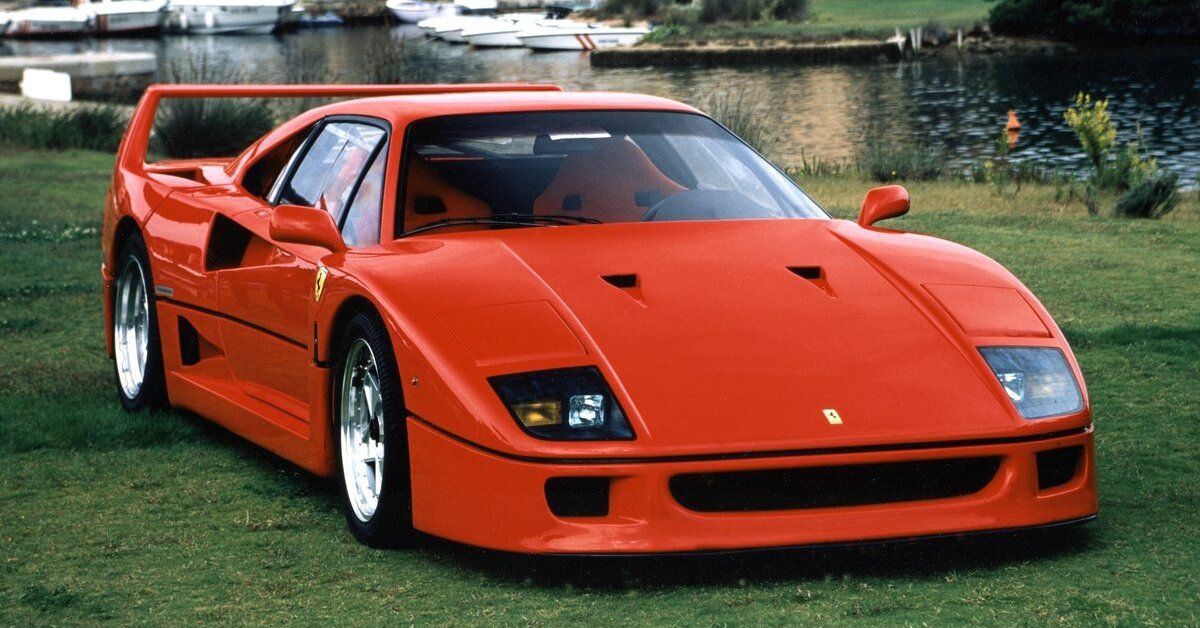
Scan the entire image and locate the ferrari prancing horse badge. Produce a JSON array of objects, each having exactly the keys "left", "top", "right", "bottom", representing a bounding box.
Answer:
[{"left": 314, "top": 266, "right": 328, "bottom": 302}]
